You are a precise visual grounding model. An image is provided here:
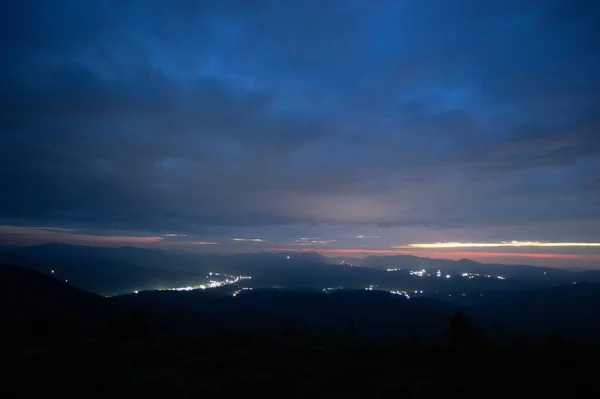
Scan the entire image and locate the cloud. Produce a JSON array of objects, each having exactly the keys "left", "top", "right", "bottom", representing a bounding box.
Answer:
[
  {"left": 0, "top": 225, "right": 163, "bottom": 247},
  {"left": 290, "top": 238, "right": 336, "bottom": 246},
  {"left": 0, "top": 0, "right": 598, "bottom": 250},
  {"left": 28, "top": 226, "right": 77, "bottom": 233},
  {"left": 181, "top": 241, "right": 219, "bottom": 246}
]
